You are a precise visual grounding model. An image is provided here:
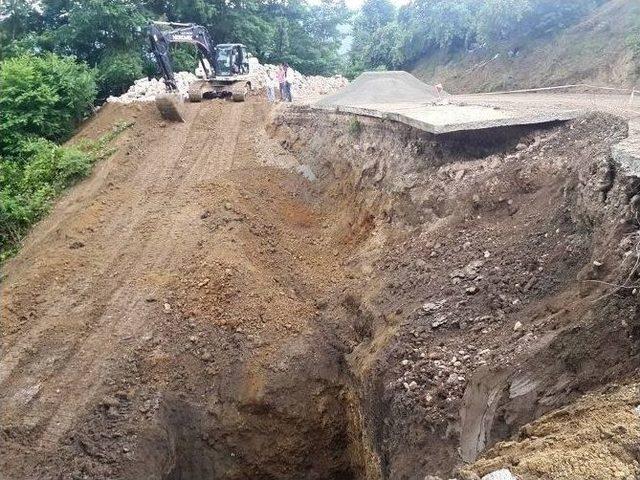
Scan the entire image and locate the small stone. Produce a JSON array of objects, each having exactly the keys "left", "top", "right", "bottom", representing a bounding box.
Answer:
[
  {"left": 513, "top": 321, "right": 523, "bottom": 332},
  {"left": 482, "top": 469, "right": 517, "bottom": 480},
  {"left": 401, "top": 359, "right": 410, "bottom": 366},
  {"left": 163, "top": 303, "right": 172, "bottom": 312},
  {"left": 484, "top": 251, "right": 491, "bottom": 258},
  {"left": 465, "top": 286, "right": 479, "bottom": 295},
  {"left": 422, "top": 302, "right": 441, "bottom": 314},
  {"left": 431, "top": 315, "right": 448, "bottom": 329},
  {"left": 450, "top": 269, "right": 466, "bottom": 279},
  {"left": 593, "top": 260, "right": 603, "bottom": 267},
  {"left": 407, "top": 381, "right": 418, "bottom": 390},
  {"left": 189, "top": 335, "right": 197, "bottom": 342}
]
